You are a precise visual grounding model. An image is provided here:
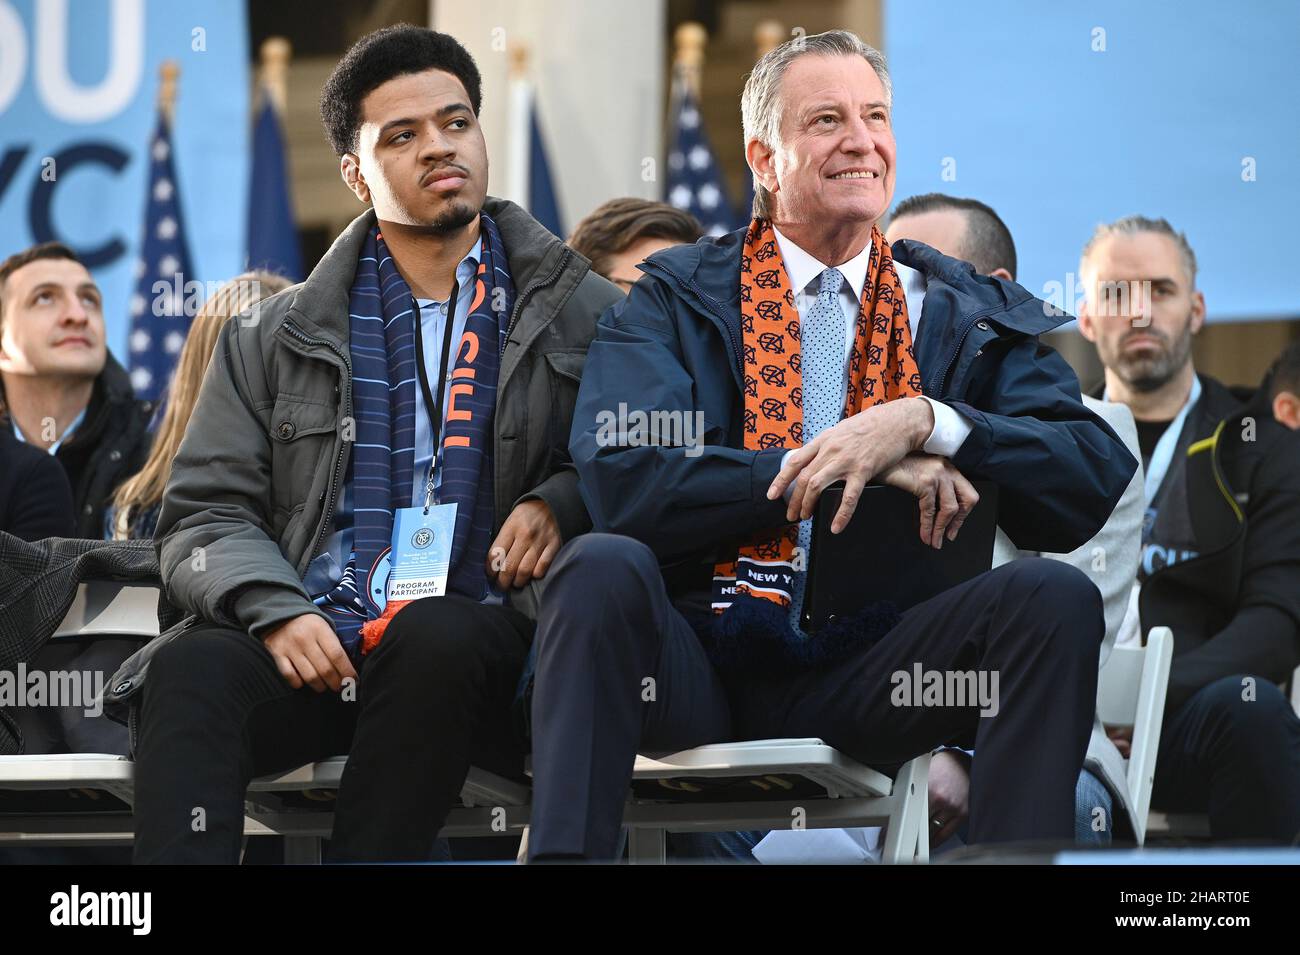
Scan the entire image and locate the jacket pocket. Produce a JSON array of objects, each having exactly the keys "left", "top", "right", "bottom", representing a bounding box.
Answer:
[
  {"left": 543, "top": 350, "right": 587, "bottom": 458},
  {"left": 270, "top": 396, "right": 338, "bottom": 442},
  {"left": 101, "top": 614, "right": 196, "bottom": 743},
  {"left": 271, "top": 501, "right": 308, "bottom": 542},
  {"left": 268, "top": 397, "right": 338, "bottom": 515}
]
